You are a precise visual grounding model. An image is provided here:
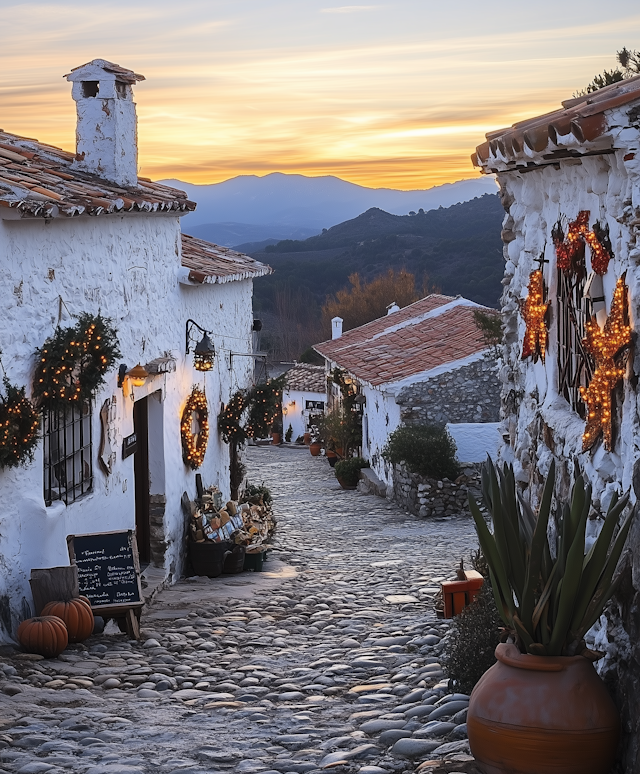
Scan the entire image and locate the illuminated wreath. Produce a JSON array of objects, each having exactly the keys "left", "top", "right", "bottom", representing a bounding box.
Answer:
[
  {"left": 181, "top": 387, "right": 209, "bottom": 469},
  {"left": 0, "top": 379, "right": 40, "bottom": 469},
  {"left": 33, "top": 313, "right": 121, "bottom": 410},
  {"left": 553, "top": 211, "right": 612, "bottom": 276}
]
